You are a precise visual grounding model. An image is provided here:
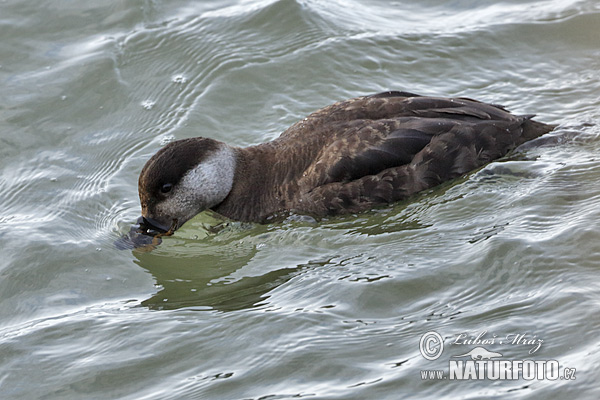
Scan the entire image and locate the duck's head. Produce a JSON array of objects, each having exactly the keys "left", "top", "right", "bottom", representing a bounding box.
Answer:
[{"left": 138, "top": 137, "right": 236, "bottom": 233}]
